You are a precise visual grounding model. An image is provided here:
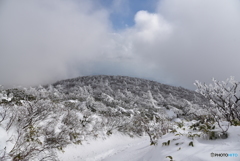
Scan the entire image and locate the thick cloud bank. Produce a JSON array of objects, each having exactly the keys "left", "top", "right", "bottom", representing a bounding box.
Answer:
[
  {"left": 0, "top": 0, "right": 111, "bottom": 86},
  {"left": 1, "top": 0, "right": 240, "bottom": 89}
]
